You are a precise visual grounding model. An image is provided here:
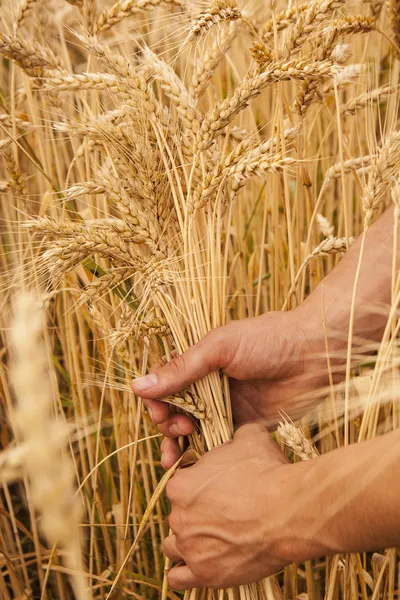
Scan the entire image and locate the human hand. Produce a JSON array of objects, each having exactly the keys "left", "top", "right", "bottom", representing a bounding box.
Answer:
[
  {"left": 132, "top": 307, "right": 328, "bottom": 467},
  {"left": 162, "top": 423, "right": 311, "bottom": 590}
]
